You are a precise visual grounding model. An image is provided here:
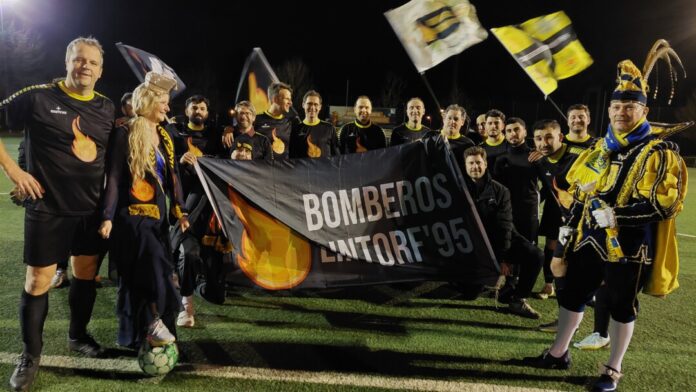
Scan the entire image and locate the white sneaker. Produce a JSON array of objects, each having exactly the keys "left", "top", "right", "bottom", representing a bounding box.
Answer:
[
  {"left": 176, "top": 309, "right": 195, "bottom": 328},
  {"left": 147, "top": 318, "right": 176, "bottom": 346},
  {"left": 574, "top": 332, "right": 610, "bottom": 350},
  {"left": 49, "top": 269, "right": 68, "bottom": 289}
]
